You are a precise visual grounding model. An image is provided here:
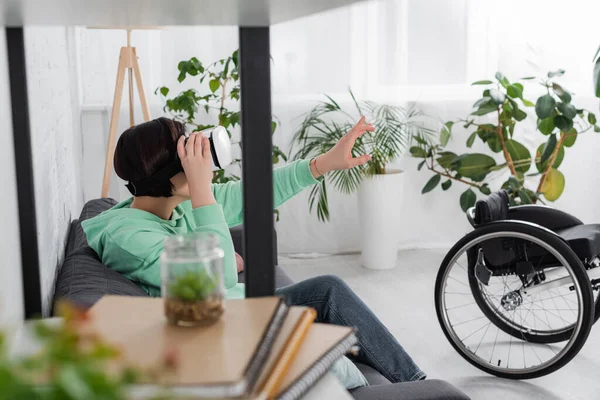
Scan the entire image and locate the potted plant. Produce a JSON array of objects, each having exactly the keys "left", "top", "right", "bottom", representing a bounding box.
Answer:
[
  {"left": 164, "top": 269, "right": 224, "bottom": 326},
  {"left": 411, "top": 70, "right": 600, "bottom": 210},
  {"left": 291, "top": 91, "right": 436, "bottom": 270}
]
